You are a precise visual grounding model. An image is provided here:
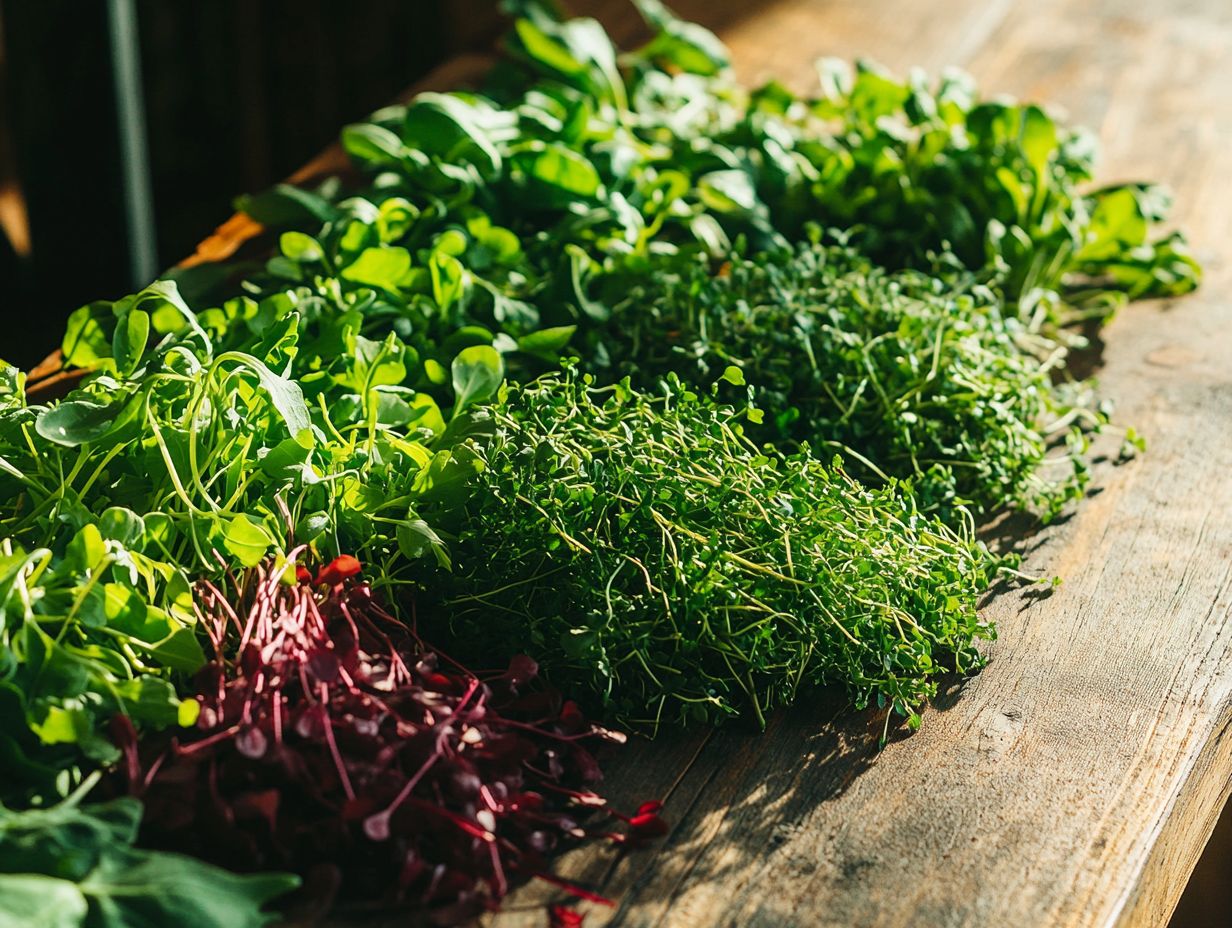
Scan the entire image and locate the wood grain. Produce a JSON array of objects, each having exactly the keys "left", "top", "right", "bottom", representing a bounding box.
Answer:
[{"left": 477, "top": 1, "right": 1232, "bottom": 926}]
